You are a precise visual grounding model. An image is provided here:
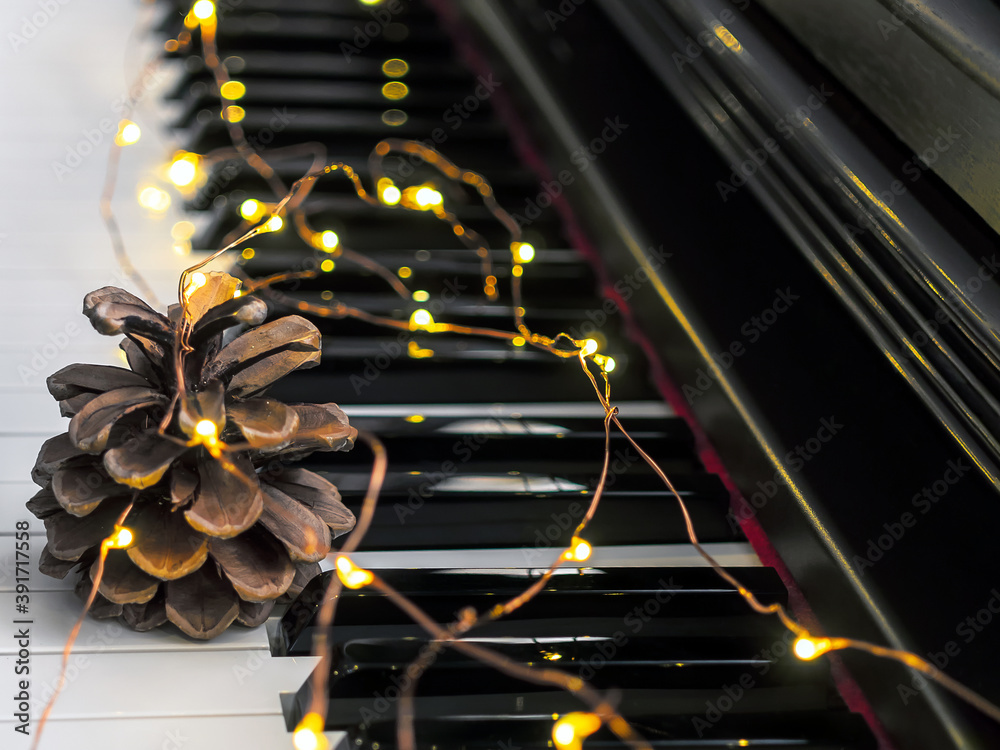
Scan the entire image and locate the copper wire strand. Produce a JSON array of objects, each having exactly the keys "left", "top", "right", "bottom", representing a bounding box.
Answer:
[
  {"left": 304, "top": 430, "right": 387, "bottom": 724},
  {"left": 394, "top": 398, "right": 619, "bottom": 750},
  {"left": 372, "top": 574, "right": 653, "bottom": 750},
  {"left": 572, "top": 353, "right": 1000, "bottom": 723},
  {"left": 100, "top": 55, "right": 165, "bottom": 309},
  {"left": 32, "top": 498, "right": 137, "bottom": 750}
]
